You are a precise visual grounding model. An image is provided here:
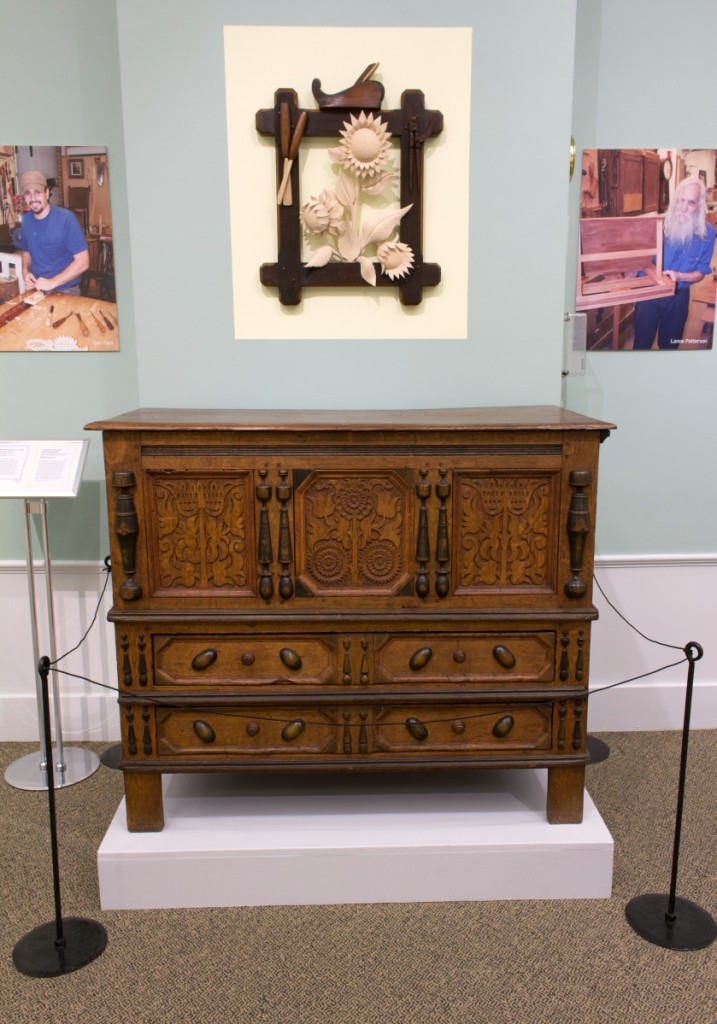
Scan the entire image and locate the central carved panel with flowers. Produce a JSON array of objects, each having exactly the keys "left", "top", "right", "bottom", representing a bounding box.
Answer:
[{"left": 294, "top": 471, "right": 412, "bottom": 595}]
